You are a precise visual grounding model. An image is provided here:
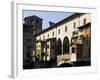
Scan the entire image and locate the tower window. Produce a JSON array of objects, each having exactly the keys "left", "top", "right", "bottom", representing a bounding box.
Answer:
[
  {"left": 31, "top": 20, "right": 36, "bottom": 25},
  {"left": 26, "top": 39, "right": 31, "bottom": 42},
  {"left": 27, "top": 46, "right": 31, "bottom": 50},
  {"left": 36, "top": 20, "right": 38, "bottom": 24}
]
